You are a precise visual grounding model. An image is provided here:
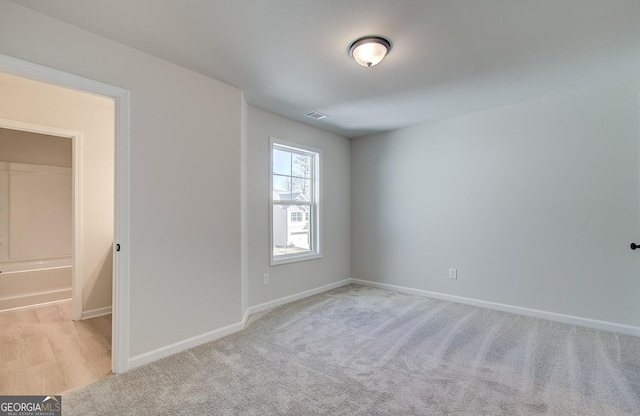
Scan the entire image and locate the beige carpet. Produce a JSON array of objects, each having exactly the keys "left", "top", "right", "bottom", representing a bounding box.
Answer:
[{"left": 64, "top": 285, "right": 640, "bottom": 415}]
